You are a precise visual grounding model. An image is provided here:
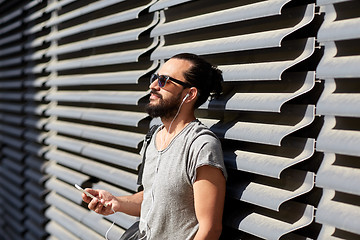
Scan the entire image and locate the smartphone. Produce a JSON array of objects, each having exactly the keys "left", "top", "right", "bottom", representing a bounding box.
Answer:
[{"left": 74, "top": 184, "right": 108, "bottom": 207}]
